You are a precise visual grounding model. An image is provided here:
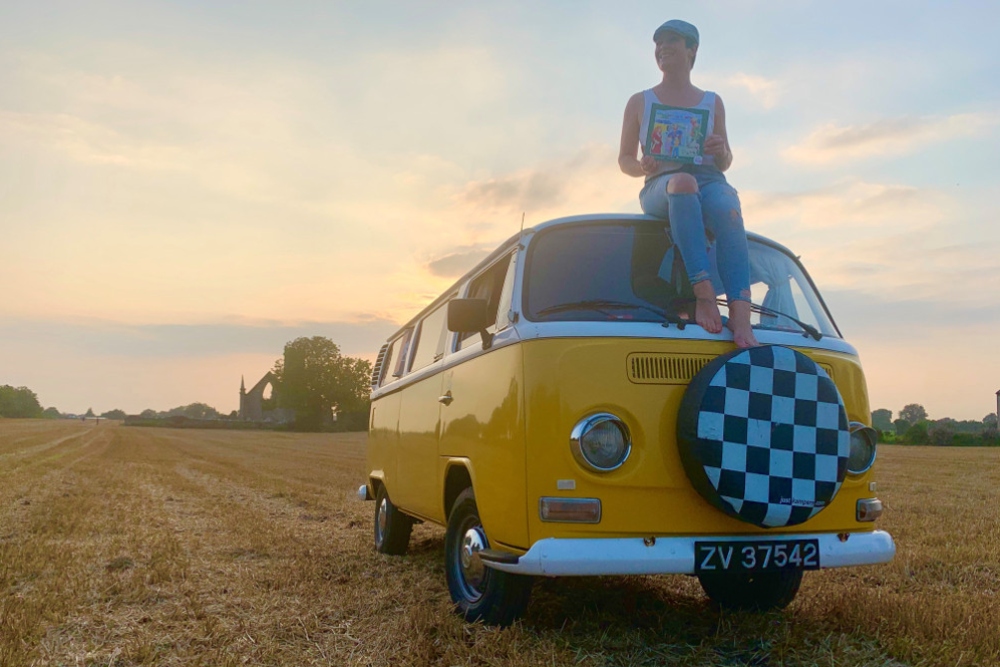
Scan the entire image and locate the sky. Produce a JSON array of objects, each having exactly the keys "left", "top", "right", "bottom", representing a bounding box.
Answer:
[{"left": 1, "top": 1, "right": 999, "bottom": 420}]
